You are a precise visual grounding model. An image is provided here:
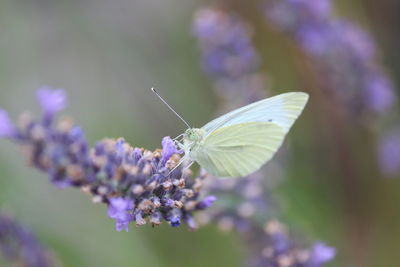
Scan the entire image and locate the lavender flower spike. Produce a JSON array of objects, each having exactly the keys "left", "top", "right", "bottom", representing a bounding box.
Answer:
[
  {"left": 0, "top": 110, "right": 16, "bottom": 138},
  {"left": 192, "top": 8, "right": 267, "bottom": 109},
  {"left": 0, "top": 214, "right": 56, "bottom": 267},
  {"left": 266, "top": 0, "right": 397, "bottom": 116},
  {"left": 378, "top": 129, "right": 400, "bottom": 176},
  {"left": 0, "top": 88, "right": 216, "bottom": 231}
]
